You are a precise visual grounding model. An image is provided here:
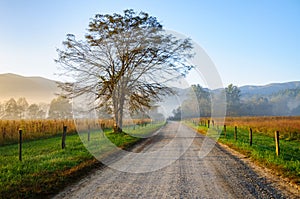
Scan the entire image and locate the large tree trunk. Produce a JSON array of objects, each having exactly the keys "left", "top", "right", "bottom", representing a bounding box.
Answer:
[
  {"left": 113, "top": 124, "right": 122, "bottom": 133},
  {"left": 113, "top": 106, "right": 122, "bottom": 133},
  {"left": 112, "top": 86, "right": 125, "bottom": 133},
  {"left": 113, "top": 106, "right": 124, "bottom": 133}
]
